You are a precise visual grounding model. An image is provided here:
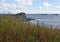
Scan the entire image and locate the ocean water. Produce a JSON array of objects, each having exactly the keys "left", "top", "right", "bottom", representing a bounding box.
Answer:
[{"left": 26, "top": 14, "right": 60, "bottom": 28}]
